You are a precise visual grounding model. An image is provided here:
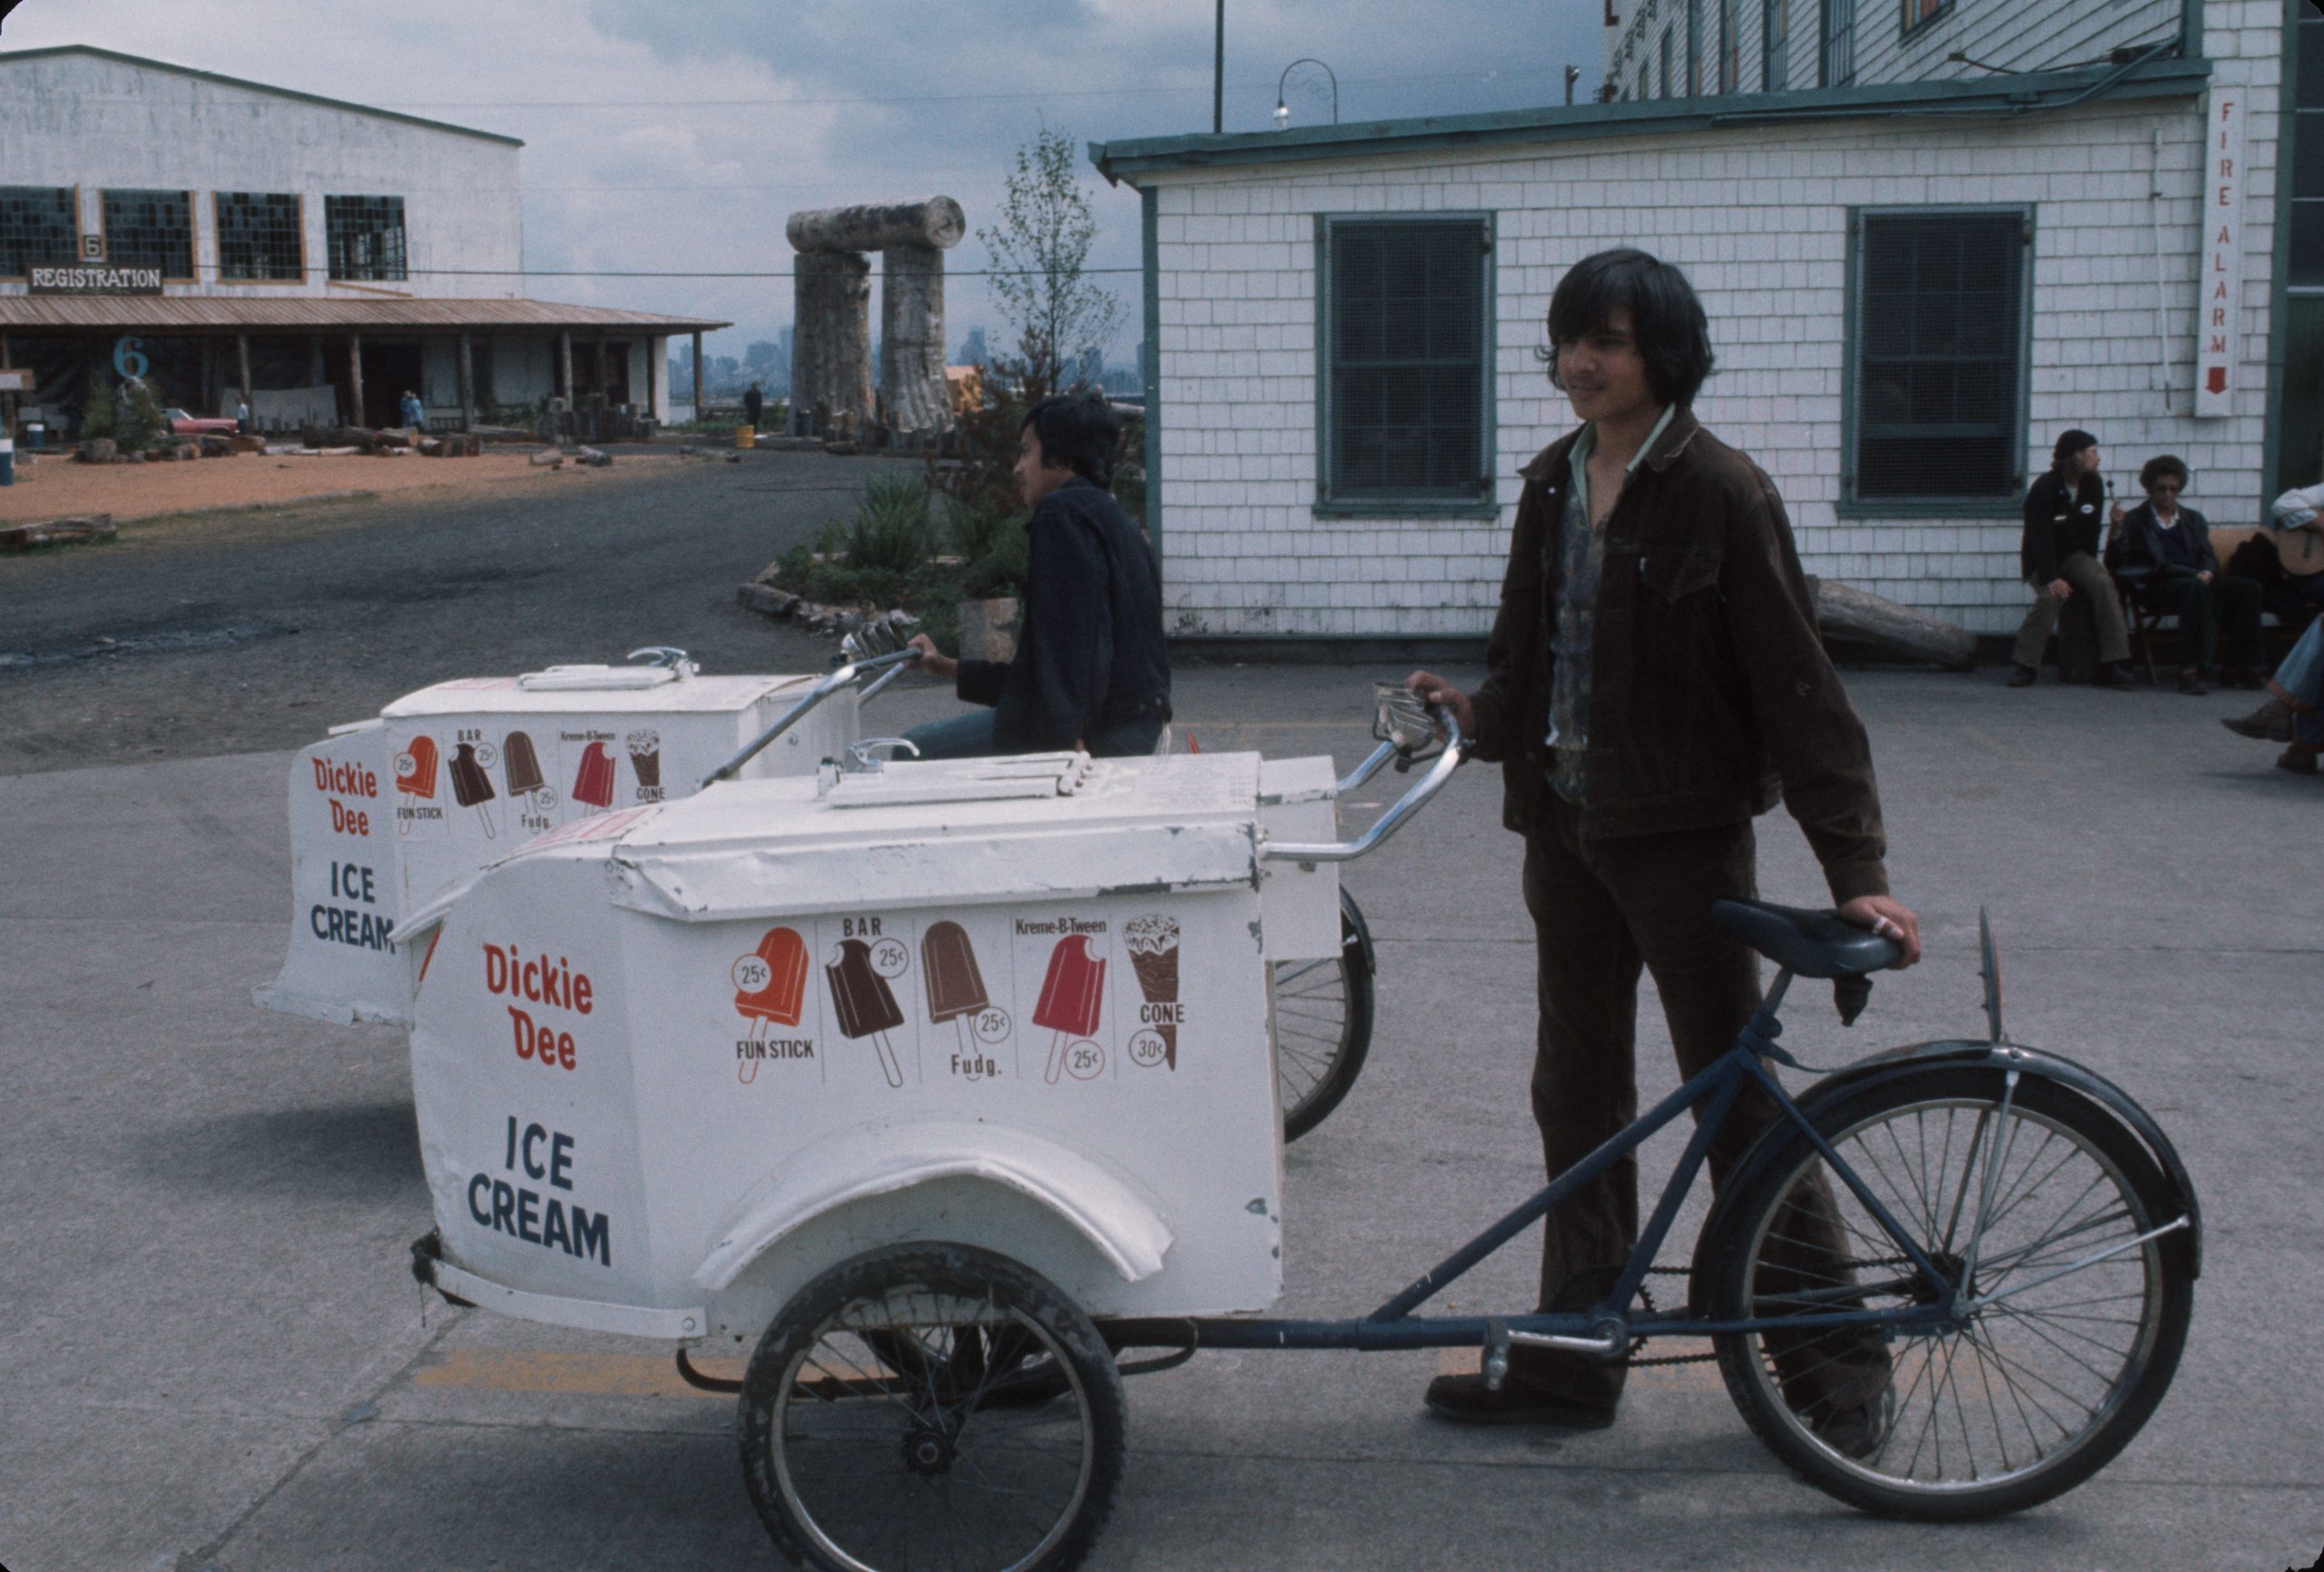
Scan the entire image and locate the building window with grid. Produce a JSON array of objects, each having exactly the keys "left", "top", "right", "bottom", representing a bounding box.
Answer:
[
  {"left": 1315, "top": 214, "right": 1493, "bottom": 513},
  {"left": 0, "top": 186, "right": 76, "bottom": 276},
  {"left": 216, "top": 192, "right": 304, "bottom": 280},
  {"left": 1660, "top": 28, "right": 1673, "bottom": 95},
  {"left": 1688, "top": 0, "right": 1702, "bottom": 93},
  {"left": 100, "top": 189, "right": 194, "bottom": 278},
  {"left": 1821, "top": 0, "right": 1856, "bottom": 84},
  {"left": 1718, "top": 0, "right": 1738, "bottom": 90},
  {"left": 1846, "top": 208, "right": 2029, "bottom": 509},
  {"left": 325, "top": 195, "right": 408, "bottom": 281},
  {"left": 1764, "top": 0, "right": 1792, "bottom": 88}
]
